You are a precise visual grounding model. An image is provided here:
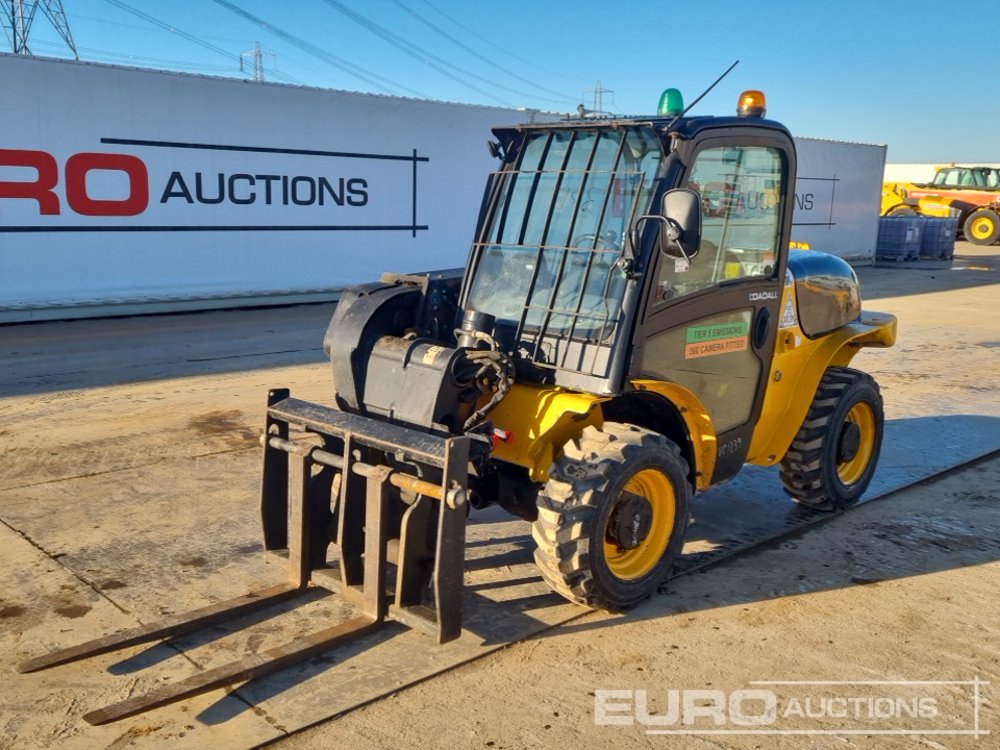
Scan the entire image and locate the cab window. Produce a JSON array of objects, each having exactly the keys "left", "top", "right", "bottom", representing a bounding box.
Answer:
[
  {"left": 940, "top": 170, "right": 963, "bottom": 186},
  {"left": 654, "top": 145, "right": 784, "bottom": 304}
]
